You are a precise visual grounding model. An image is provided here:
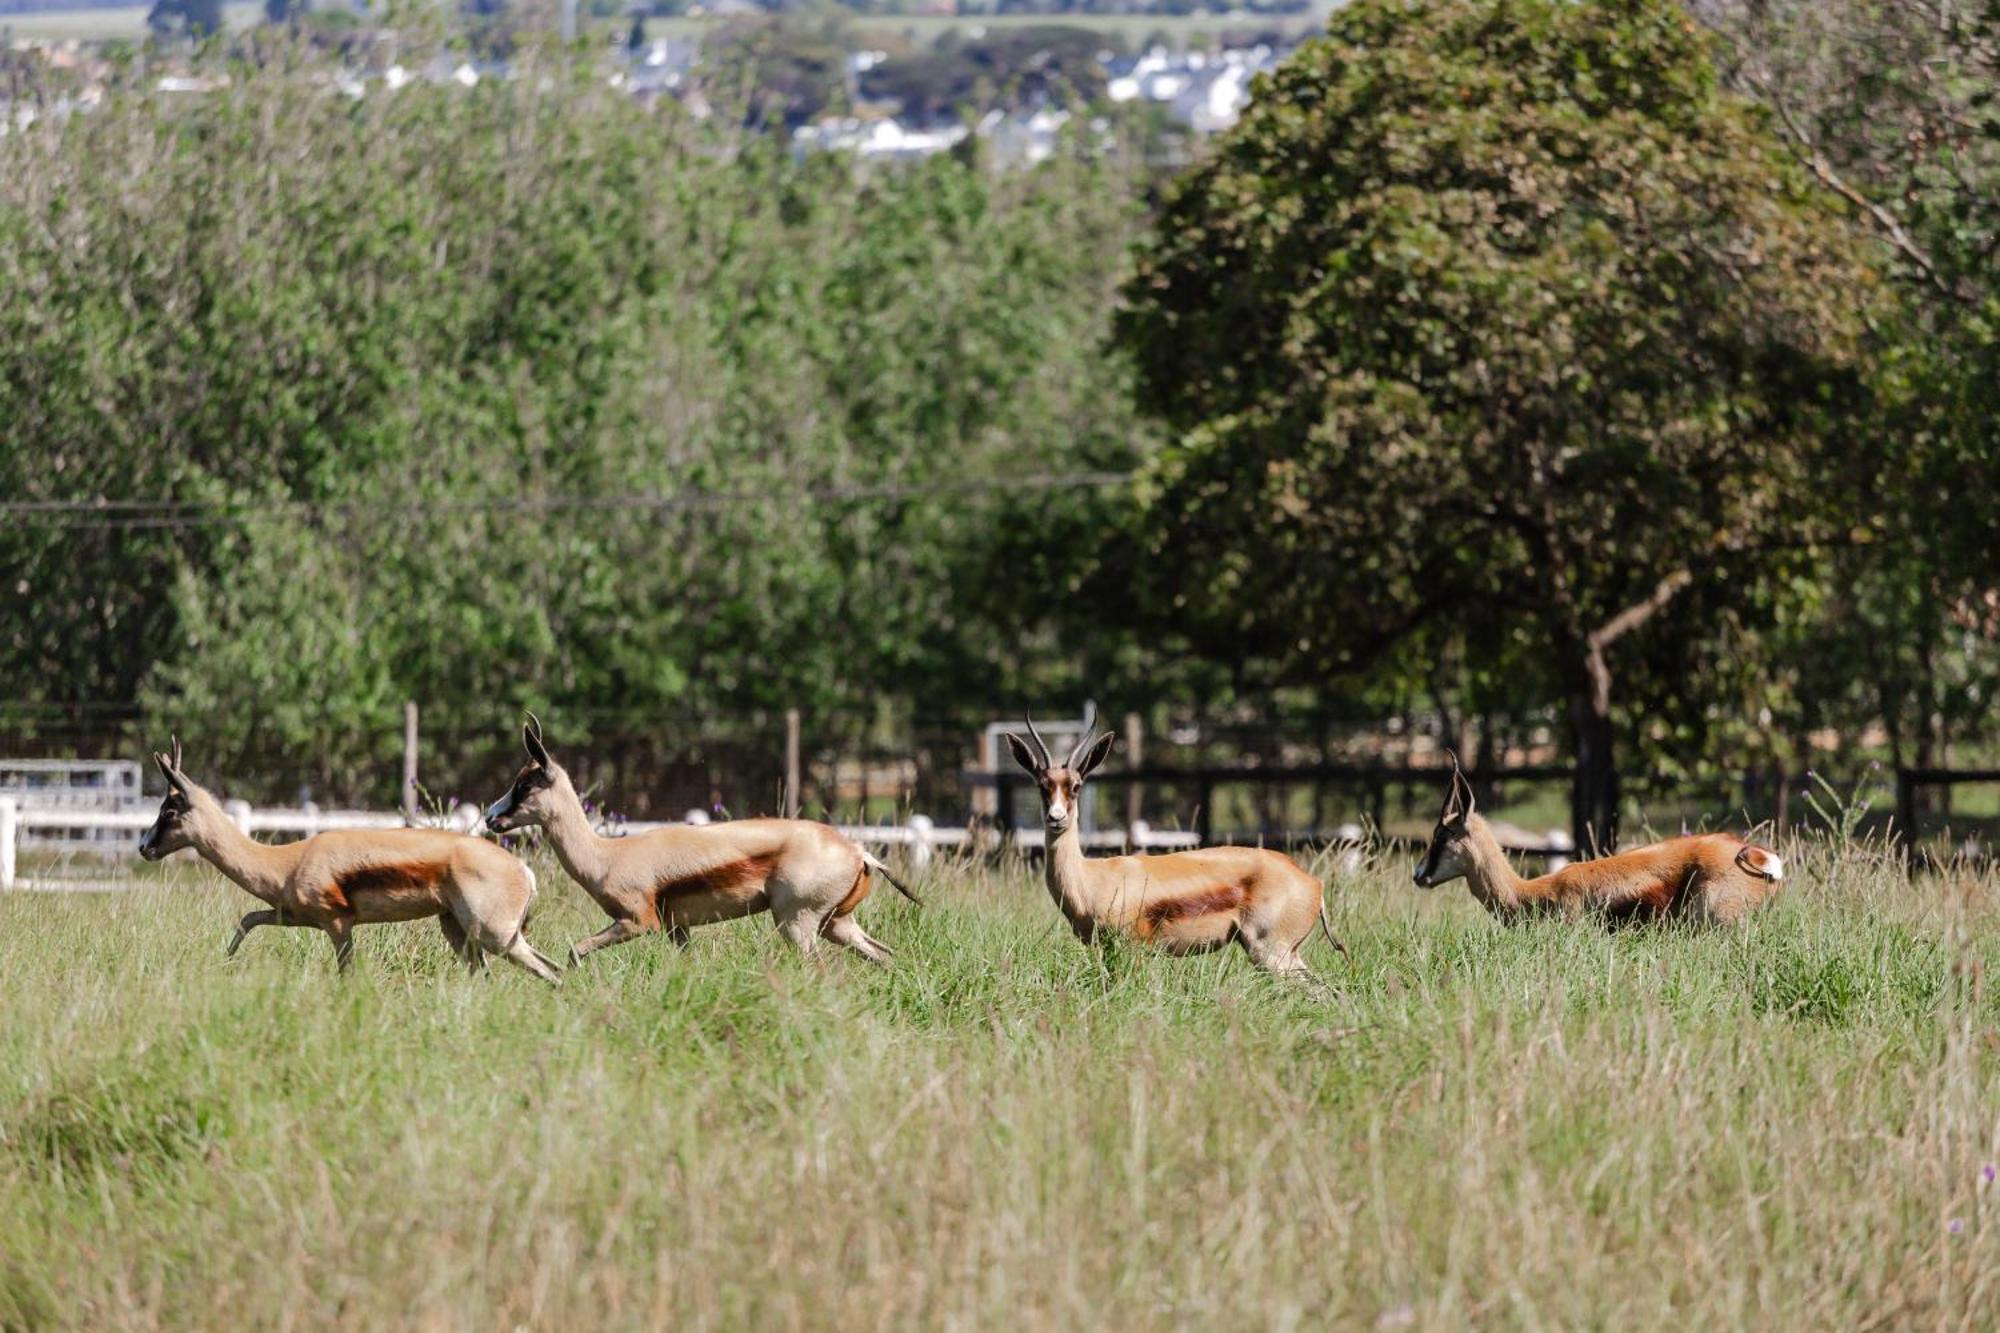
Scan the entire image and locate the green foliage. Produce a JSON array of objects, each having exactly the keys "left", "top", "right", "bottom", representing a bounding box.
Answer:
[
  {"left": 1702, "top": 0, "right": 2000, "bottom": 773},
  {"left": 1115, "top": 0, "right": 1886, "bottom": 836},
  {"left": 0, "top": 64, "right": 1151, "bottom": 799}
]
